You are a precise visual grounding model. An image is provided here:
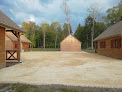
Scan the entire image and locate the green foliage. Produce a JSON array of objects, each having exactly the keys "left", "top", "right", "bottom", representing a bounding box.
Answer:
[
  {"left": 22, "top": 21, "right": 72, "bottom": 48},
  {"left": 60, "top": 88, "right": 79, "bottom": 92},
  {"left": 103, "top": 2, "right": 122, "bottom": 26},
  {"left": 41, "top": 23, "right": 50, "bottom": 48},
  {"left": 74, "top": 16, "right": 106, "bottom": 49},
  {"left": 31, "top": 48, "right": 60, "bottom": 51},
  {"left": 63, "top": 23, "right": 72, "bottom": 37},
  {"left": 15, "top": 84, "right": 40, "bottom": 92},
  {"left": 74, "top": 24, "right": 84, "bottom": 41},
  {"left": 94, "top": 22, "right": 107, "bottom": 38},
  {"left": 21, "top": 2, "right": 121, "bottom": 49},
  {"left": 21, "top": 21, "right": 37, "bottom": 47}
]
